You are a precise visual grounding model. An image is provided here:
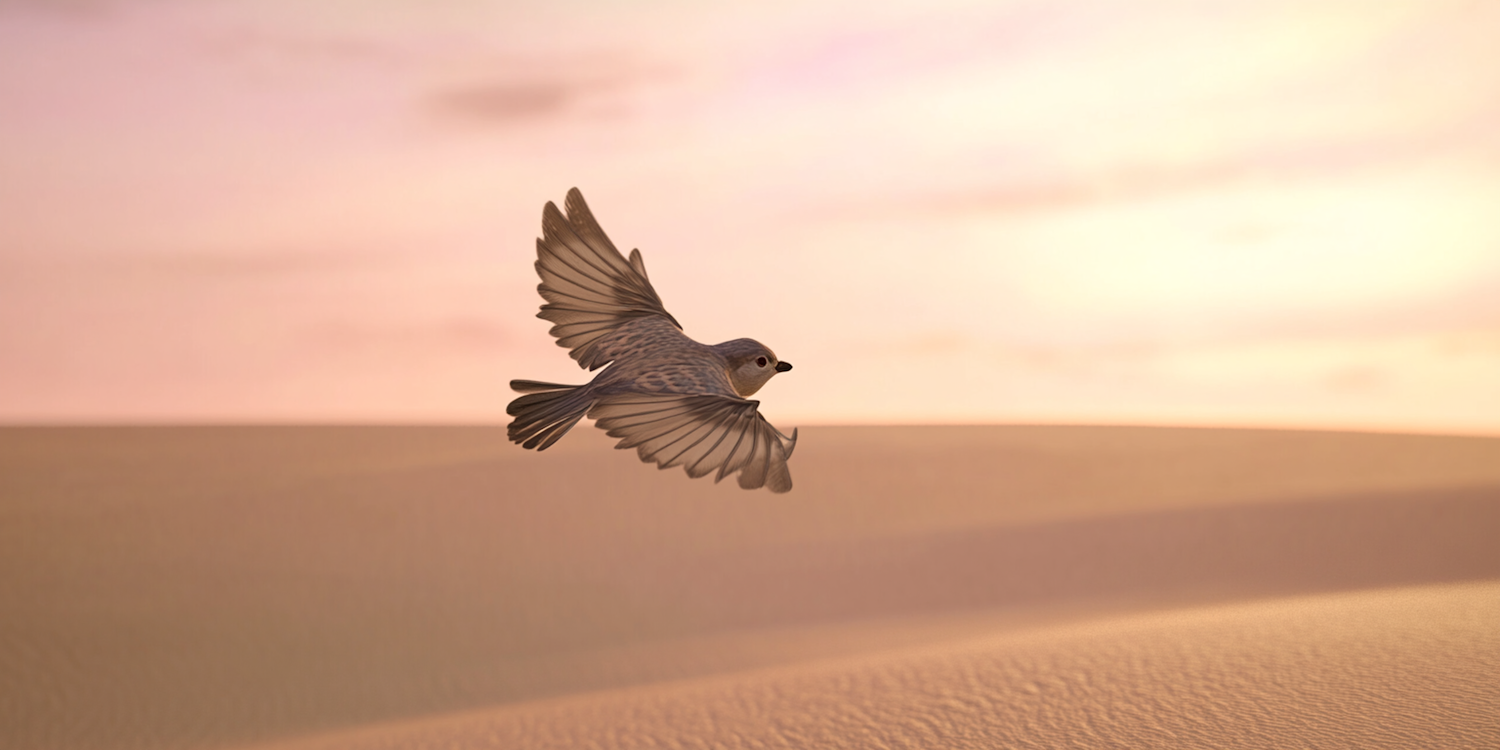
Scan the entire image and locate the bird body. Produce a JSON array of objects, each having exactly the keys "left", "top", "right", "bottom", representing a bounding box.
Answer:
[{"left": 507, "top": 189, "right": 797, "bottom": 492}]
